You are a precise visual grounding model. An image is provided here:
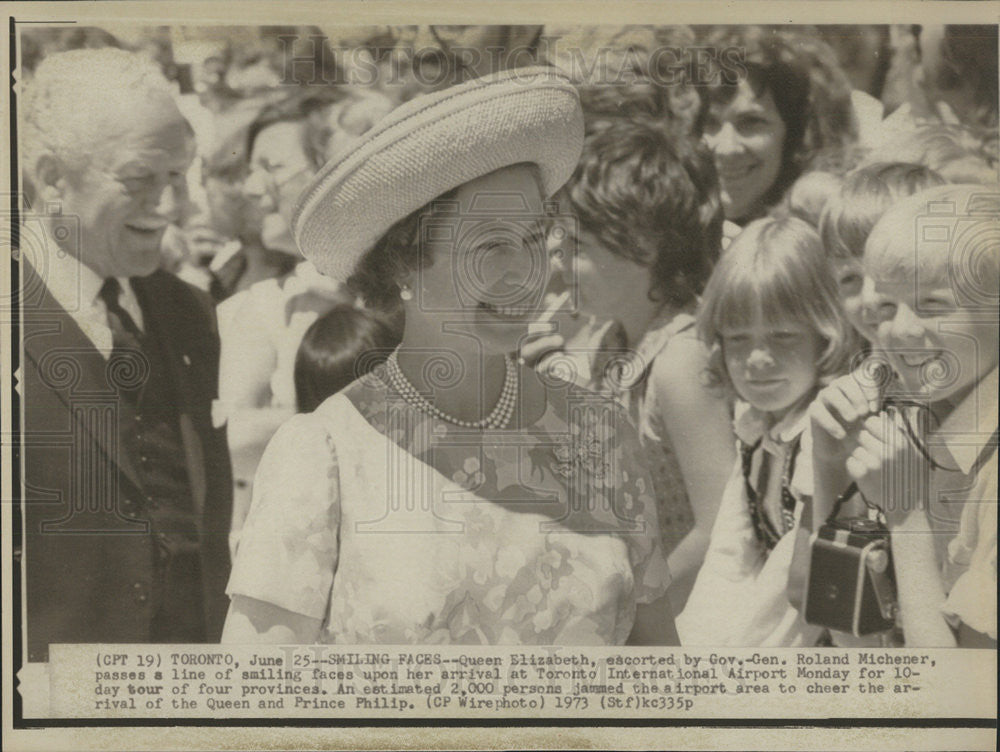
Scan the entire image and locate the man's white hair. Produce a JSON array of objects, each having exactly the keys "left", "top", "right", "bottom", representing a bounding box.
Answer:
[{"left": 22, "top": 47, "right": 177, "bottom": 177}]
